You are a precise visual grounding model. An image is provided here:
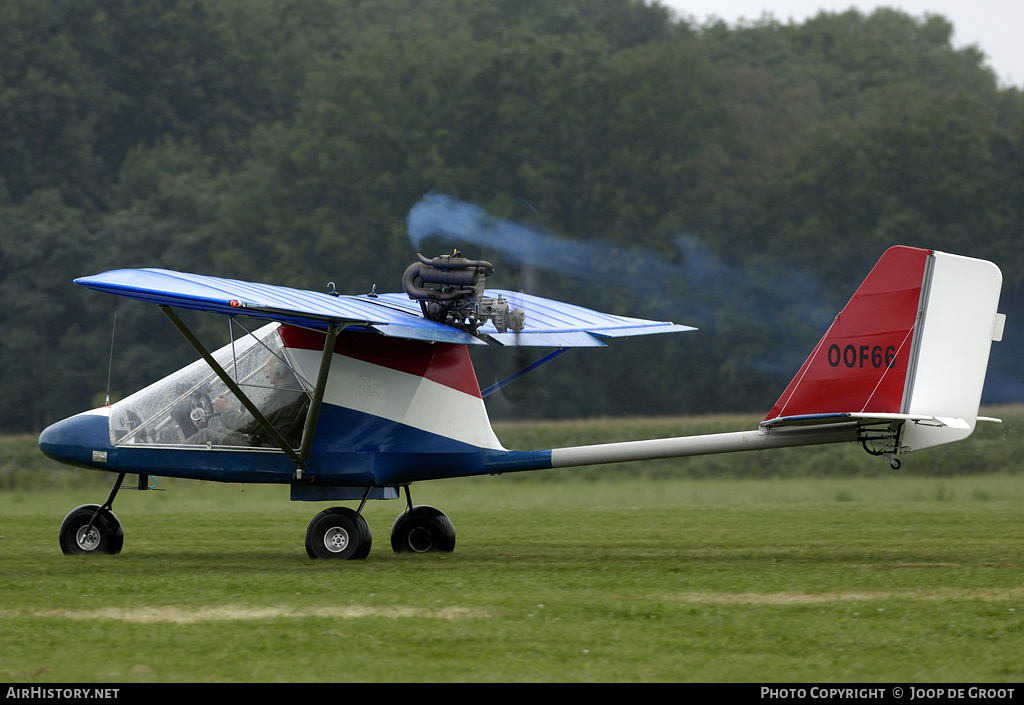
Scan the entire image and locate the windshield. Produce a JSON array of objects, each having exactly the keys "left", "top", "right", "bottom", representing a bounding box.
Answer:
[{"left": 109, "top": 322, "right": 311, "bottom": 449}]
